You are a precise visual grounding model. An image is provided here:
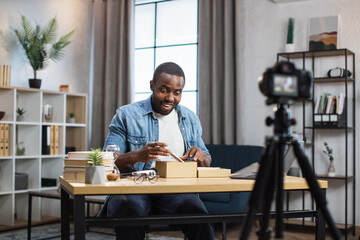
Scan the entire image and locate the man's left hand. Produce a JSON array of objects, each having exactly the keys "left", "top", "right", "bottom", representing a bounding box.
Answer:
[{"left": 181, "top": 146, "right": 211, "bottom": 167}]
